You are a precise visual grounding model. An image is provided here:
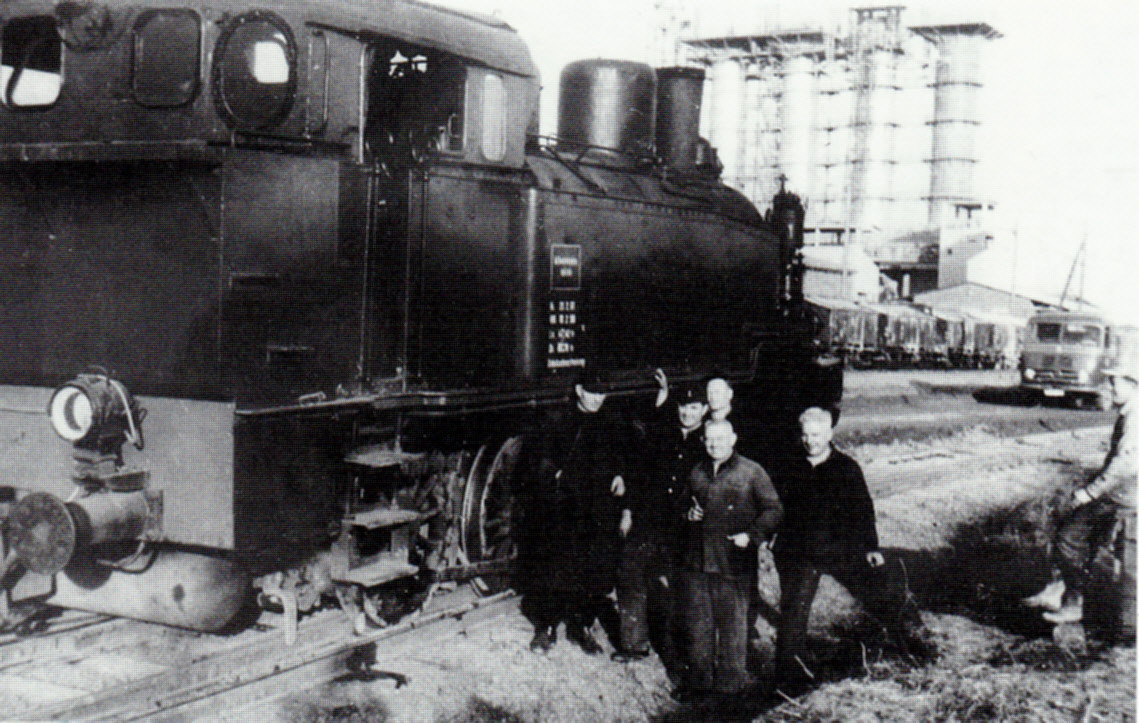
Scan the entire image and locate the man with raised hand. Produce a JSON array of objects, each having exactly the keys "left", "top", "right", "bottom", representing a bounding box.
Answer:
[{"left": 614, "top": 372, "right": 707, "bottom": 676}]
